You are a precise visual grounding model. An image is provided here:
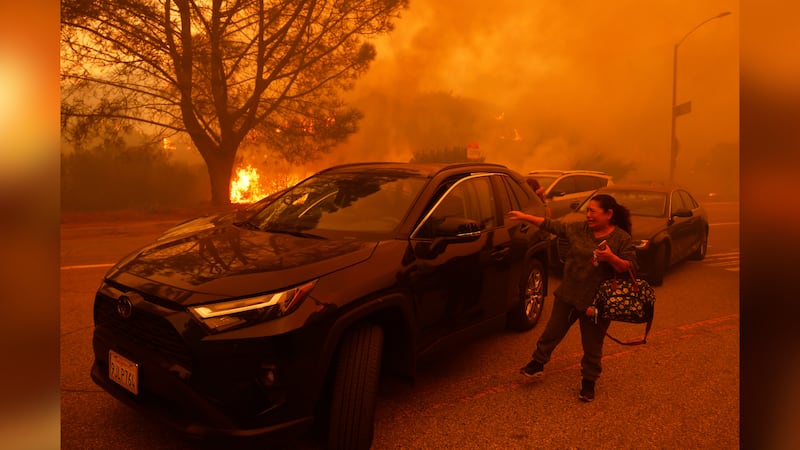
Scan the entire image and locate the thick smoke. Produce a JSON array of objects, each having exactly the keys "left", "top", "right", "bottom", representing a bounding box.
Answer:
[{"left": 325, "top": 0, "right": 738, "bottom": 197}]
